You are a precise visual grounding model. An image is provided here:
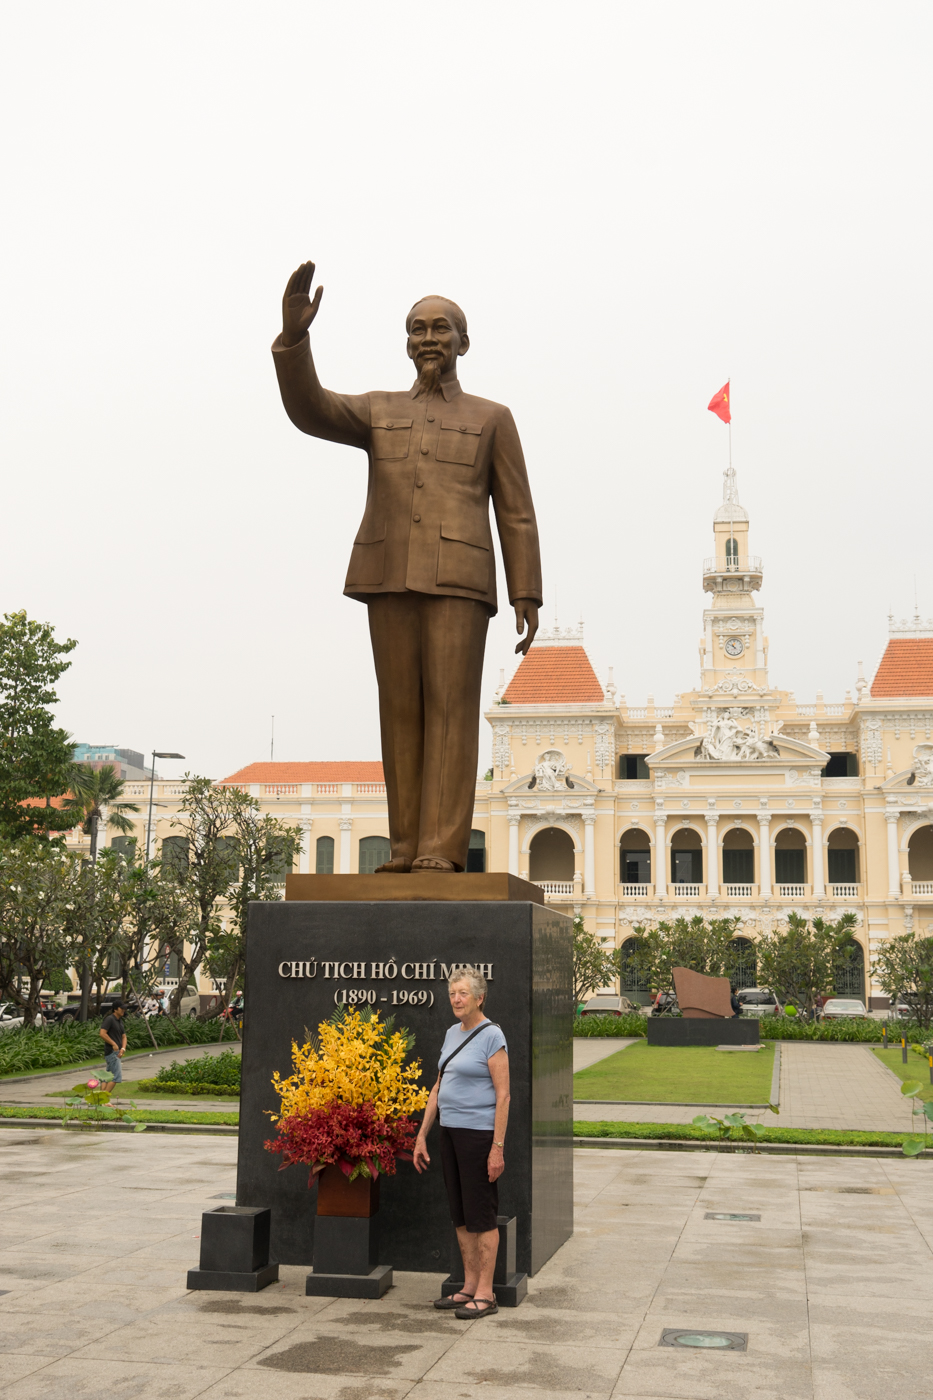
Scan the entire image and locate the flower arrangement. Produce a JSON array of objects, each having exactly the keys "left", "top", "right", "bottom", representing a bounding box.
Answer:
[{"left": 264, "top": 1006, "right": 429, "bottom": 1184}]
